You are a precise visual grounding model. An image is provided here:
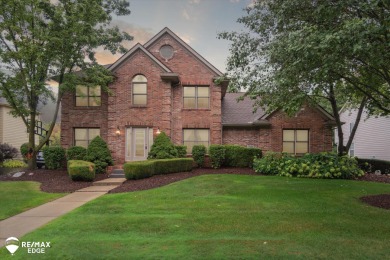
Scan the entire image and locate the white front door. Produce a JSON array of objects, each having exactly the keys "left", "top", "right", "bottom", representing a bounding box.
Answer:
[{"left": 125, "top": 127, "right": 153, "bottom": 161}]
